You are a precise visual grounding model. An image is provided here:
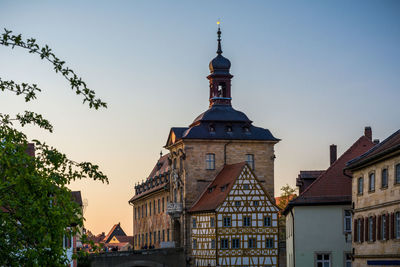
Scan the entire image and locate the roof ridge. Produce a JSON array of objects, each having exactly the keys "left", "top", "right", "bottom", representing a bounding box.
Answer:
[
  {"left": 299, "top": 135, "right": 371, "bottom": 197},
  {"left": 347, "top": 129, "right": 400, "bottom": 166}
]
